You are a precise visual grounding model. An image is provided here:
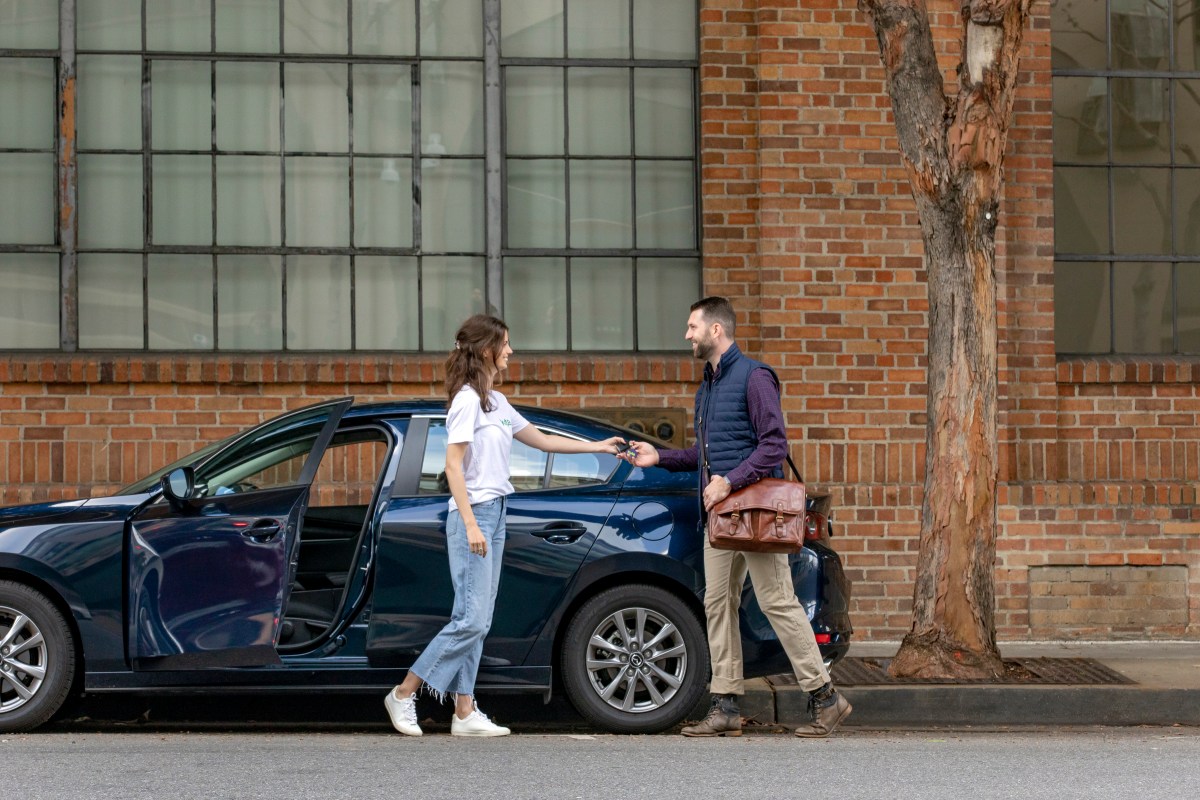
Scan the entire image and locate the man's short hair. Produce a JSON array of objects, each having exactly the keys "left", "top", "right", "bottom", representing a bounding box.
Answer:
[{"left": 691, "top": 296, "right": 736, "bottom": 338}]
